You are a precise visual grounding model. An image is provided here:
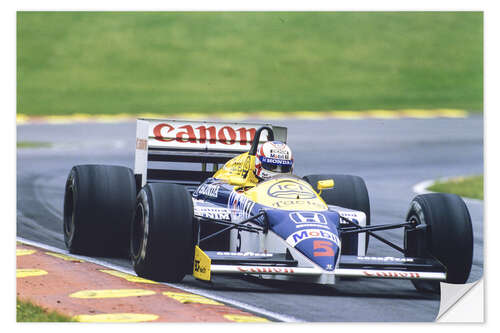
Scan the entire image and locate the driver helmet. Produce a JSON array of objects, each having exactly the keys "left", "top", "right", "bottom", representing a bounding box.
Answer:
[{"left": 254, "top": 141, "right": 294, "bottom": 180}]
